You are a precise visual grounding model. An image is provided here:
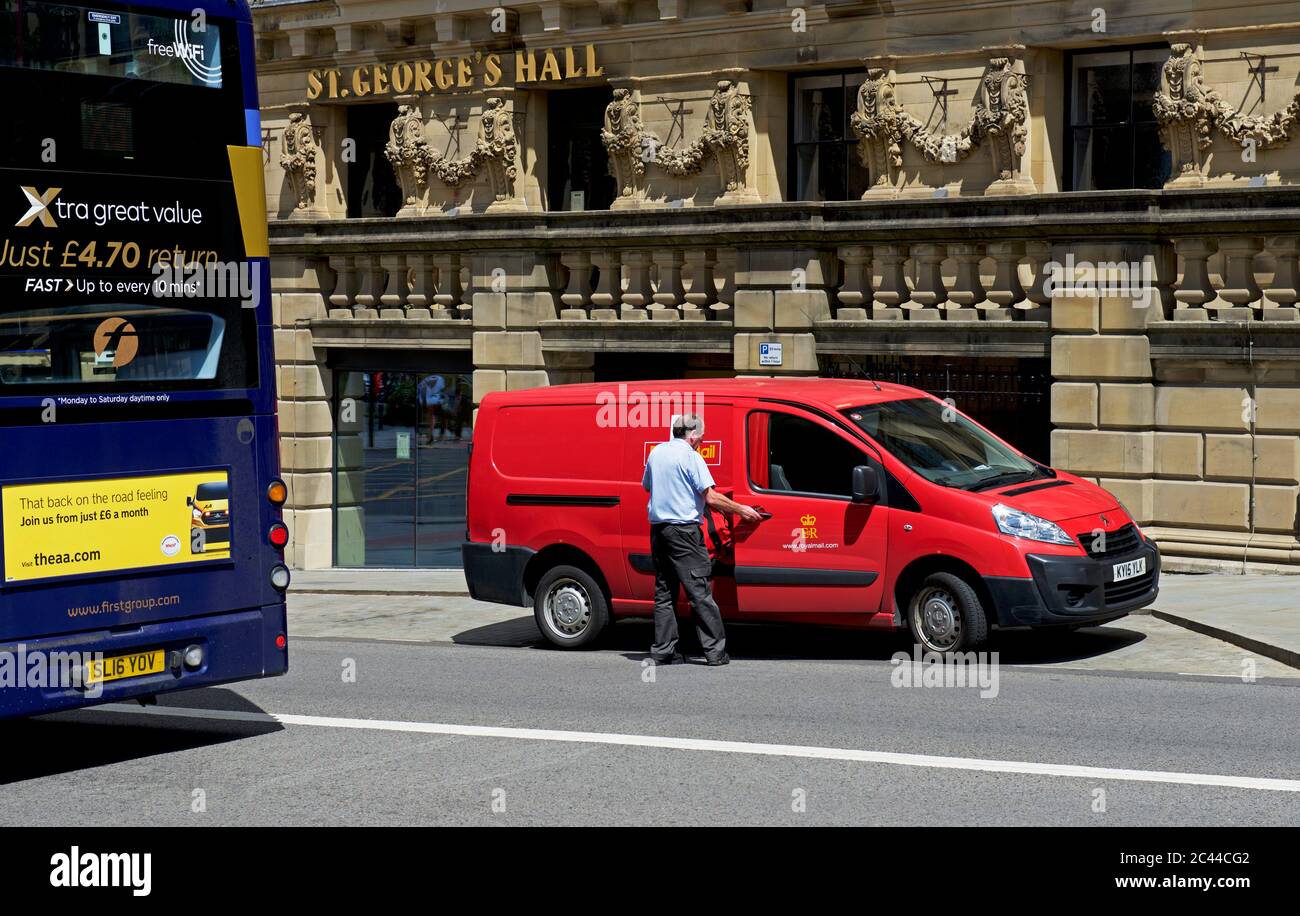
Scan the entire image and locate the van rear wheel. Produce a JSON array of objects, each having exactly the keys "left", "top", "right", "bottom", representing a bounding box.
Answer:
[
  {"left": 906, "top": 572, "right": 989, "bottom": 654},
  {"left": 534, "top": 565, "right": 609, "bottom": 649}
]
